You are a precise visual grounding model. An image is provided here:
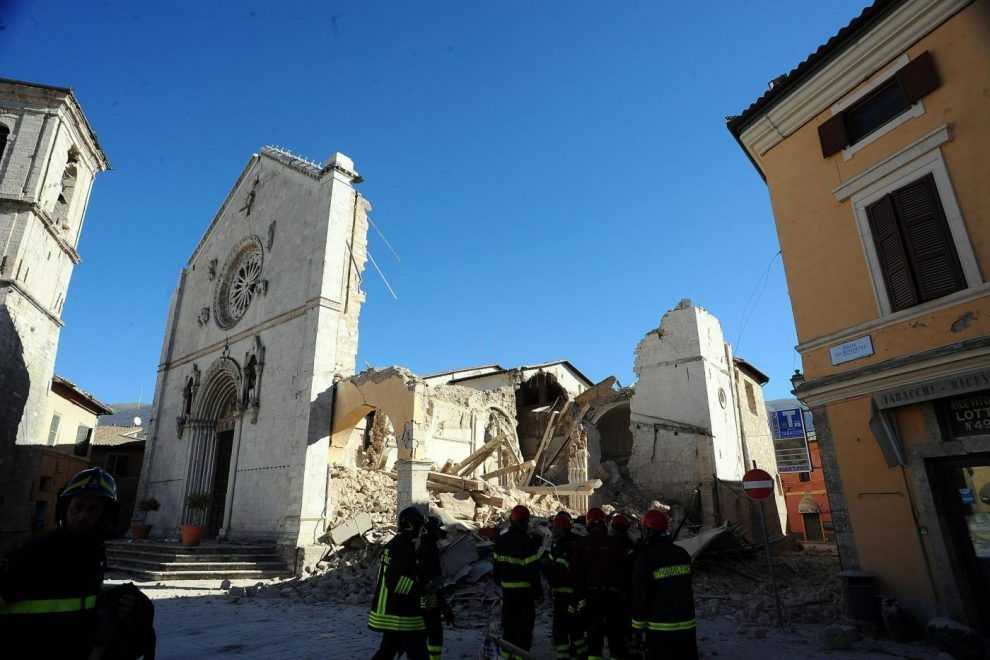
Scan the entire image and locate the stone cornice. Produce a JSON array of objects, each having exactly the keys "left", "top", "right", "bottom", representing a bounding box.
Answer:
[
  {"left": 795, "top": 335, "right": 990, "bottom": 407},
  {"left": 739, "top": 0, "right": 971, "bottom": 163},
  {"left": 0, "top": 279, "right": 63, "bottom": 326},
  {"left": 0, "top": 194, "right": 81, "bottom": 264}
]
